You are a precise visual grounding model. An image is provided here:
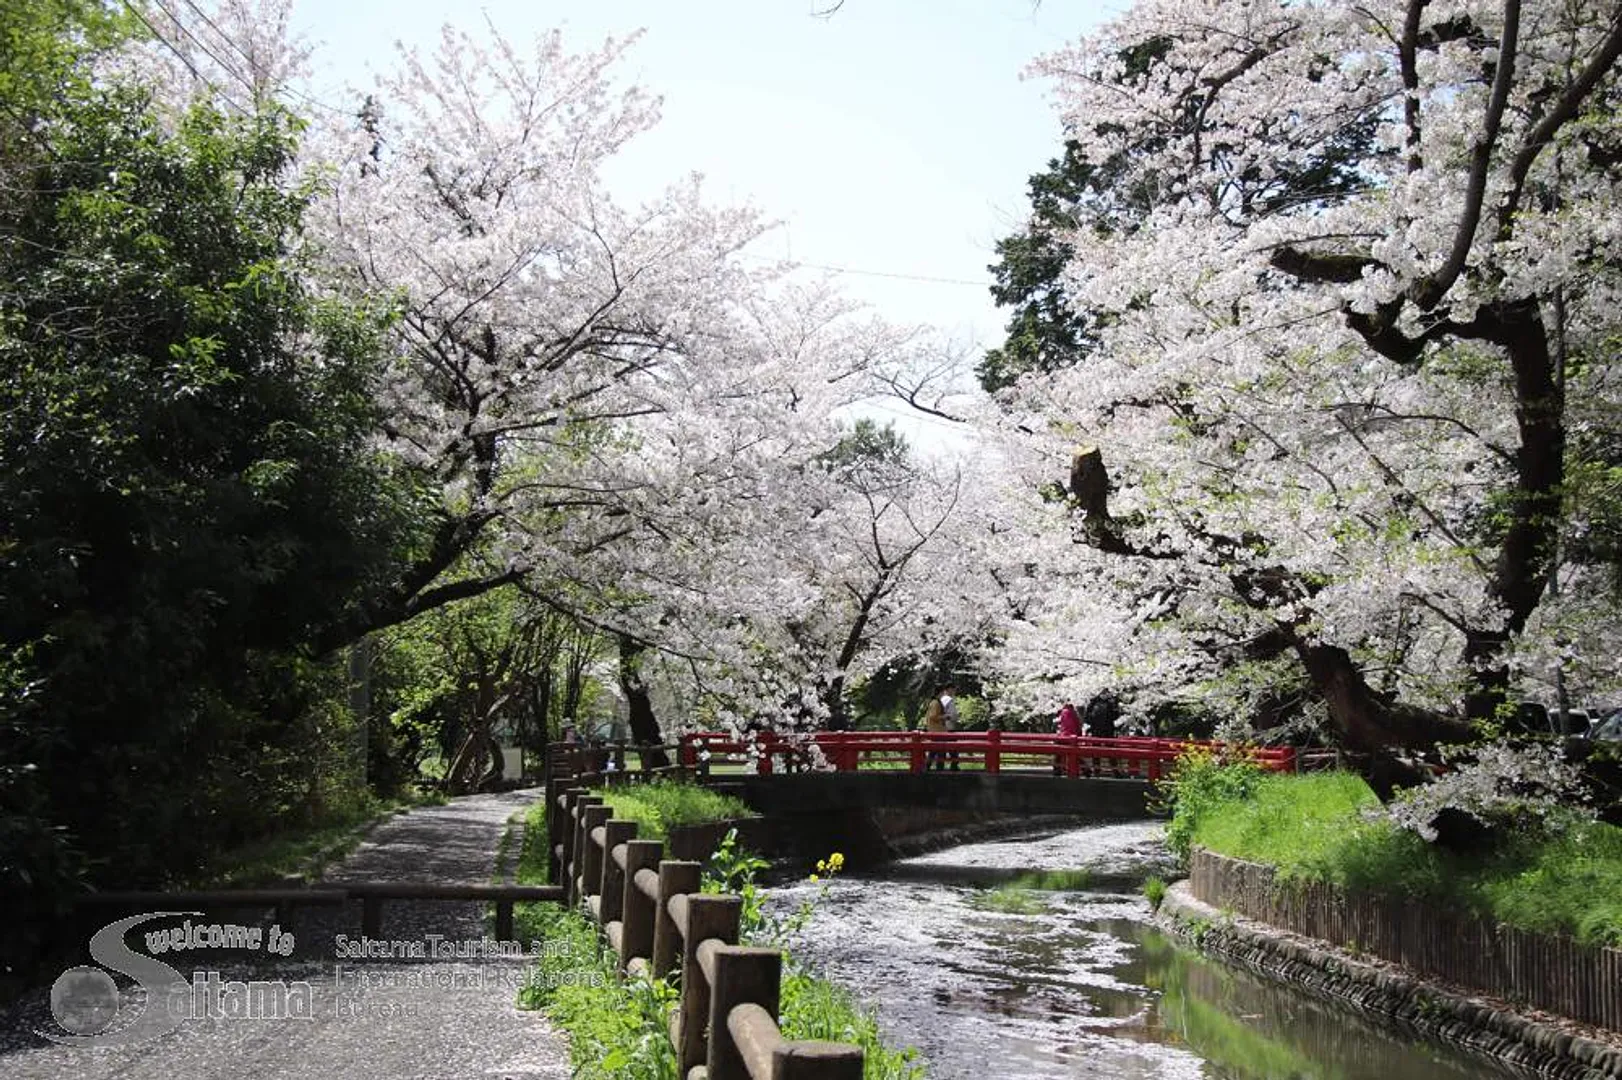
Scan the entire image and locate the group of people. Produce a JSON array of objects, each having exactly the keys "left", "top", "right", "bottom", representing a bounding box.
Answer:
[
  {"left": 912, "top": 687, "right": 1123, "bottom": 775},
  {"left": 1054, "top": 694, "right": 1121, "bottom": 775},
  {"left": 1054, "top": 694, "right": 1118, "bottom": 739}
]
